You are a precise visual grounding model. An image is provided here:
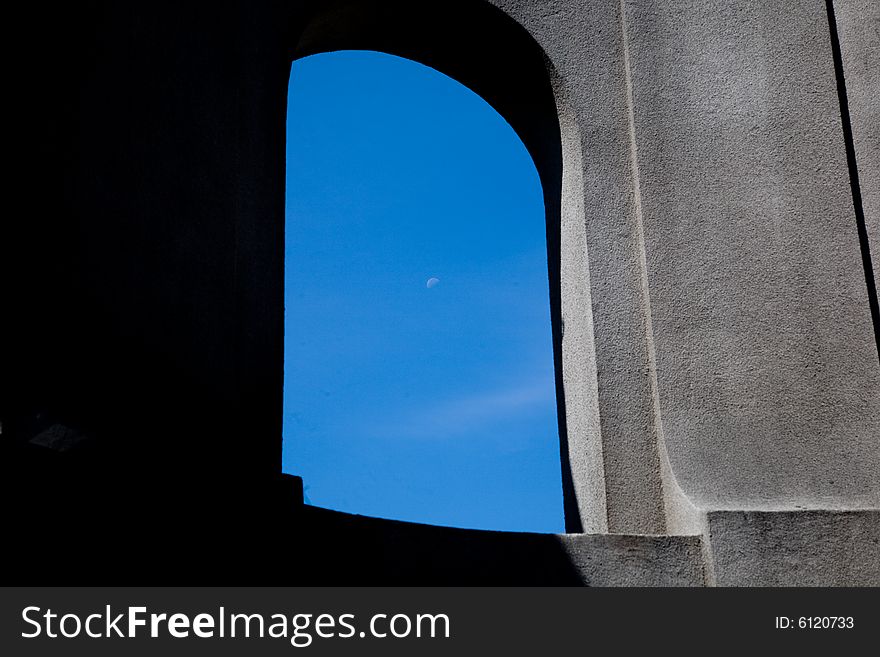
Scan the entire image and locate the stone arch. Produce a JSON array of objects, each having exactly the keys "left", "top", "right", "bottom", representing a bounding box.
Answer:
[{"left": 279, "top": 0, "right": 614, "bottom": 533}]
